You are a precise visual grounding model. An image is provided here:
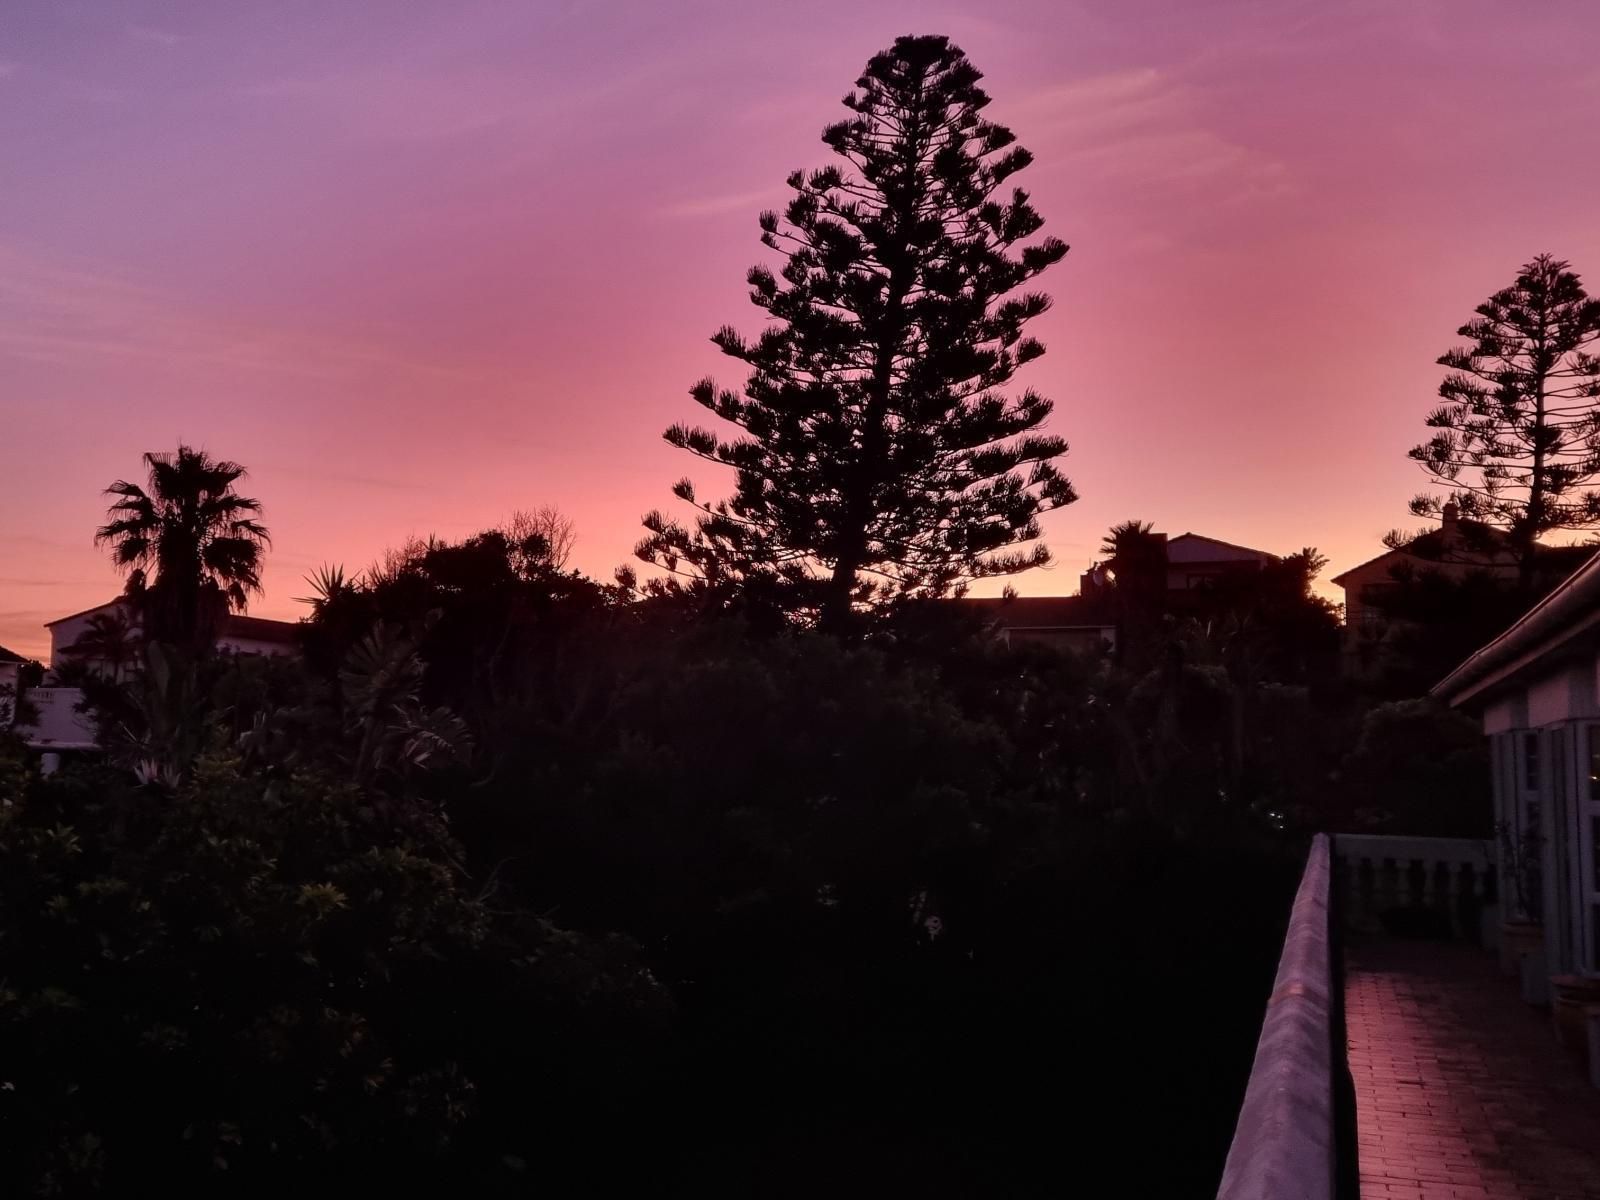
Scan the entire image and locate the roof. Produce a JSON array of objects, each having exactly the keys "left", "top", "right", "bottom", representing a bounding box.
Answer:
[
  {"left": 222, "top": 613, "right": 301, "bottom": 644},
  {"left": 0, "top": 643, "right": 28, "bottom": 665},
  {"left": 1166, "top": 533, "right": 1278, "bottom": 563},
  {"left": 1330, "top": 521, "right": 1514, "bottom": 586},
  {"left": 43, "top": 598, "right": 126, "bottom": 627},
  {"left": 959, "top": 595, "right": 1113, "bottom": 629},
  {"left": 1432, "top": 548, "right": 1600, "bottom": 709},
  {"left": 44, "top": 599, "right": 299, "bottom": 645}
]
